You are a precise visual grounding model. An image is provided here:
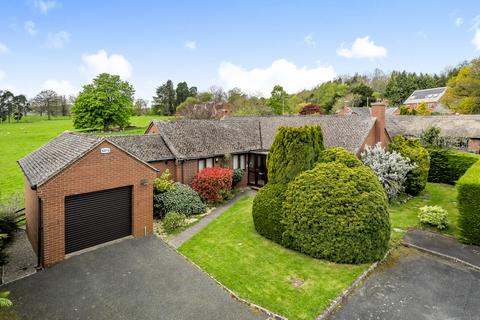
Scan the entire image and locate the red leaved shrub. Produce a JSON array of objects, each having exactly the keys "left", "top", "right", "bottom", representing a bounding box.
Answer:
[{"left": 192, "top": 167, "right": 233, "bottom": 203}]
